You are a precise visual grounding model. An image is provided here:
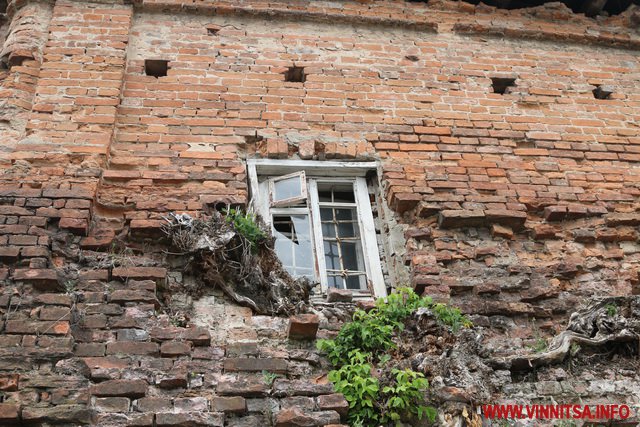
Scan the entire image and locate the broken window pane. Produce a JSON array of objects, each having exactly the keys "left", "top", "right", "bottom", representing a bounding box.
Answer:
[
  {"left": 272, "top": 214, "right": 313, "bottom": 279},
  {"left": 318, "top": 183, "right": 356, "bottom": 203}
]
